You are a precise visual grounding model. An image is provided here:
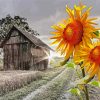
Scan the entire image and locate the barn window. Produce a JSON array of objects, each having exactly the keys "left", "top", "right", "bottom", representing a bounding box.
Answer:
[{"left": 11, "top": 30, "right": 19, "bottom": 37}]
